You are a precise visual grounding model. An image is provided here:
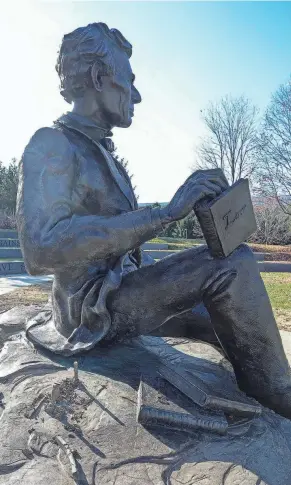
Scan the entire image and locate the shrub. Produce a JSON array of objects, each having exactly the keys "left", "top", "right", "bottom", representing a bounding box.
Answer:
[
  {"left": 158, "top": 212, "right": 203, "bottom": 239},
  {"left": 248, "top": 202, "right": 291, "bottom": 245},
  {"left": 0, "top": 211, "right": 17, "bottom": 229}
]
